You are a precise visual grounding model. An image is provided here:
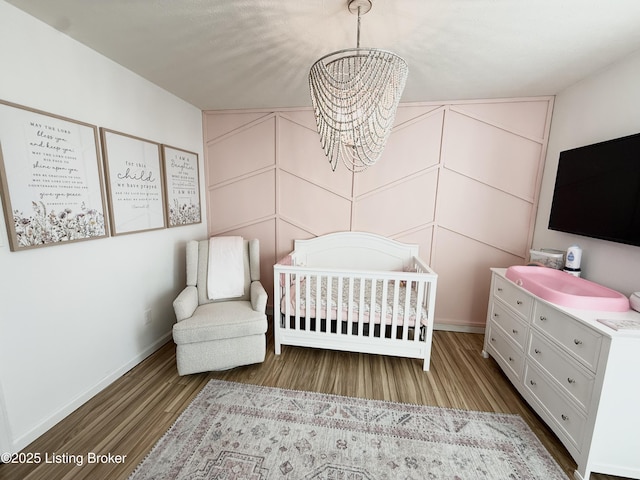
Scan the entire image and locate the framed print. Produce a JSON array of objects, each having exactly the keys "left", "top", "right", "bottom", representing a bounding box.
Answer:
[
  {"left": 0, "top": 100, "right": 109, "bottom": 251},
  {"left": 101, "top": 128, "right": 165, "bottom": 235},
  {"left": 161, "top": 145, "right": 201, "bottom": 227}
]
